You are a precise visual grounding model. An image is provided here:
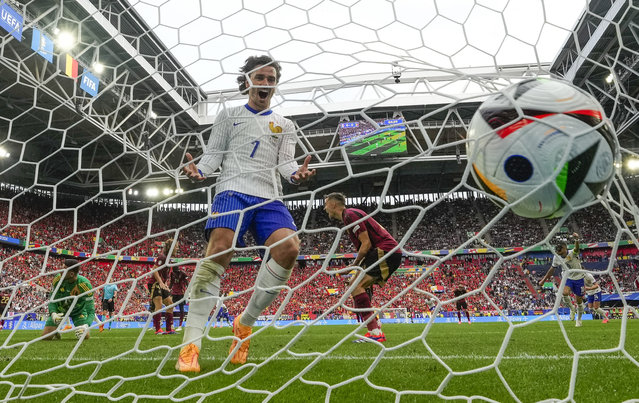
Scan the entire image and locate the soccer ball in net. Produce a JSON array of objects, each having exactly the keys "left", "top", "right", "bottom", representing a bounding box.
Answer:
[{"left": 466, "top": 78, "right": 618, "bottom": 218}]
